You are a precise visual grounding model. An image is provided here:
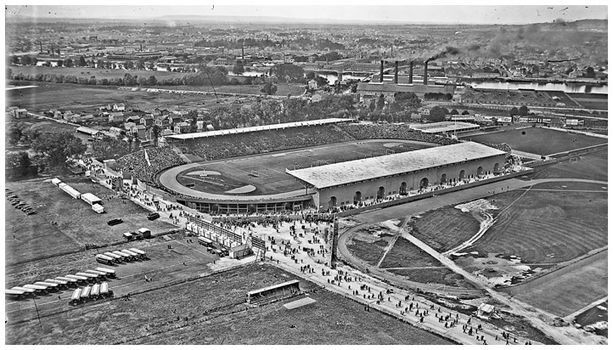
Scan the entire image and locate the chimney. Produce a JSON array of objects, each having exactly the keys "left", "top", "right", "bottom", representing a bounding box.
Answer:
[
  {"left": 409, "top": 61, "right": 413, "bottom": 84},
  {"left": 338, "top": 71, "right": 343, "bottom": 84},
  {"left": 423, "top": 61, "right": 428, "bottom": 85},
  {"left": 394, "top": 61, "right": 399, "bottom": 84},
  {"left": 379, "top": 60, "right": 384, "bottom": 83},
  {"left": 241, "top": 40, "right": 245, "bottom": 61}
]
